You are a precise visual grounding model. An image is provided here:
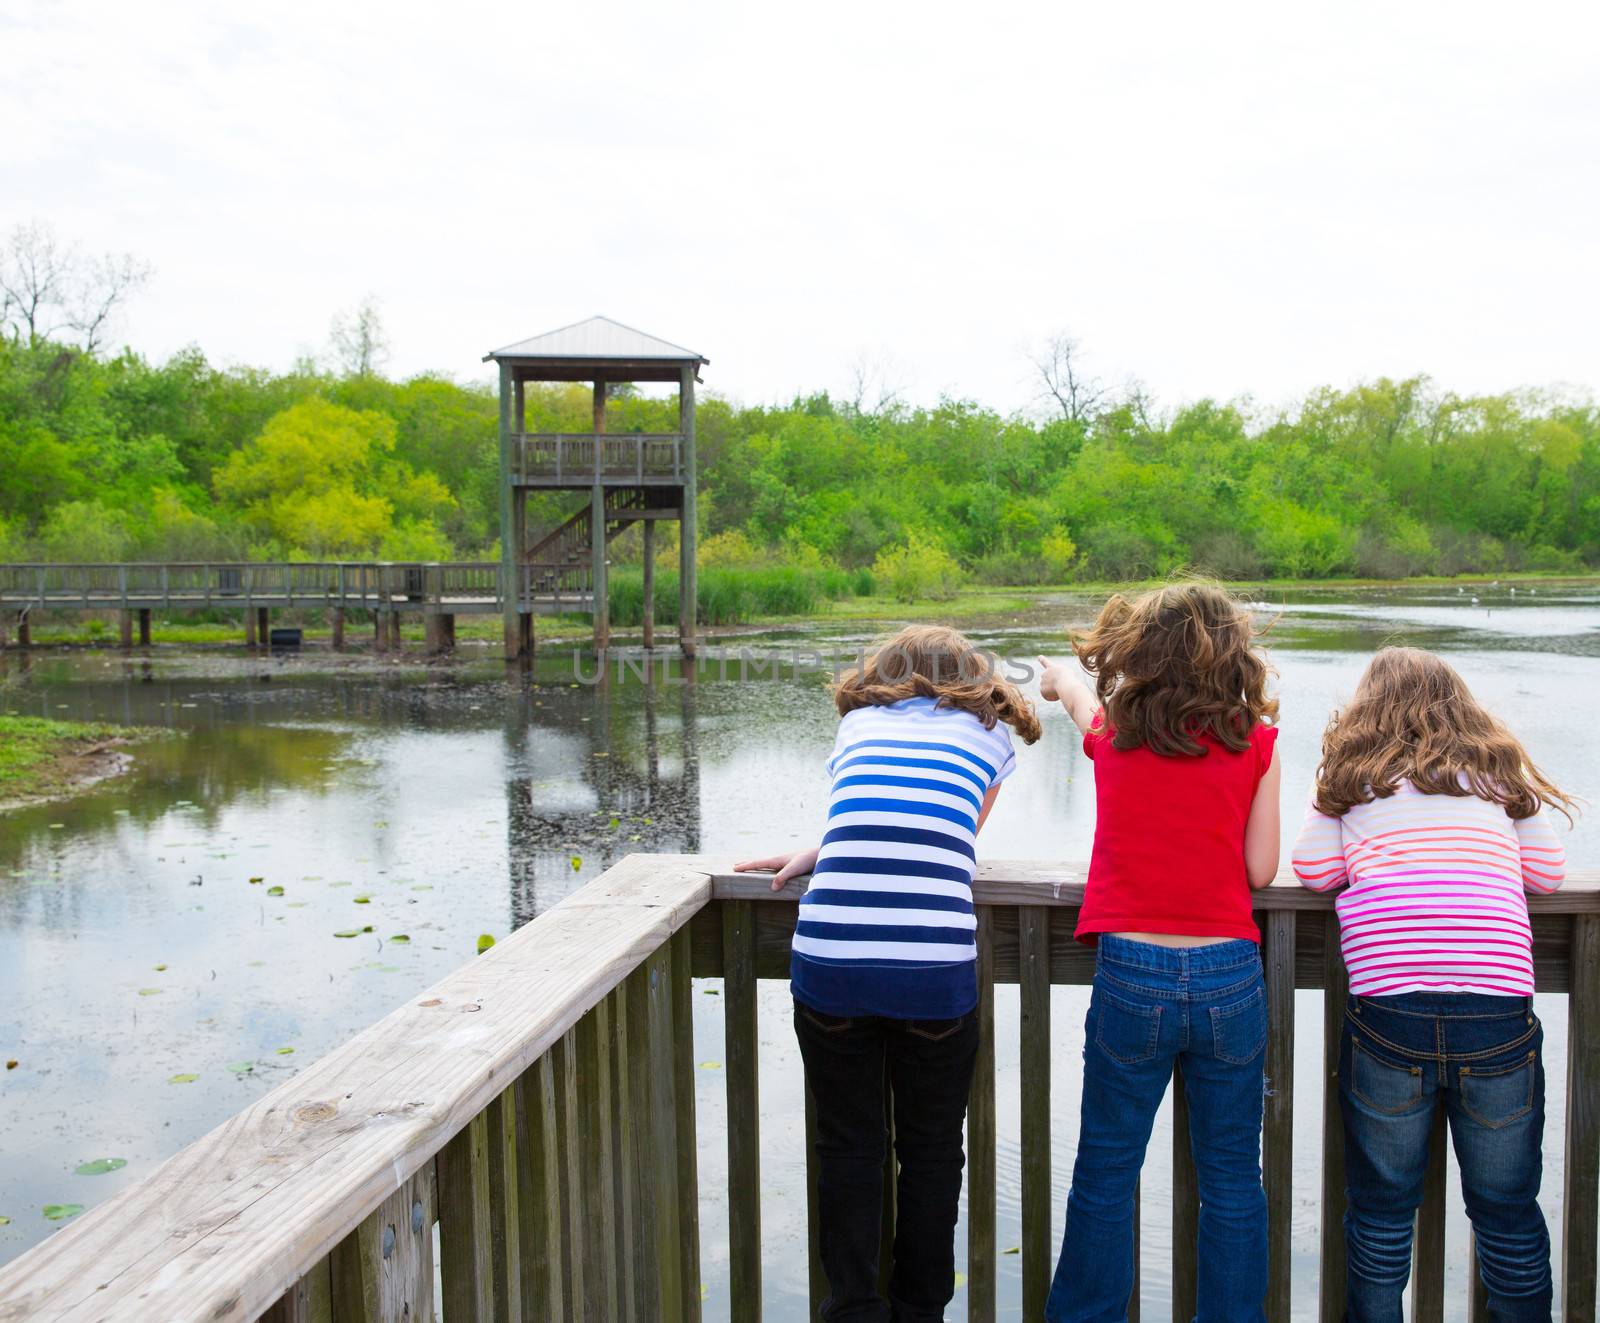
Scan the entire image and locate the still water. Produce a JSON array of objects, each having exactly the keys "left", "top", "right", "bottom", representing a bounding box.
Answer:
[{"left": 1, "top": 584, "right": 1596, "bottom": 1319}]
